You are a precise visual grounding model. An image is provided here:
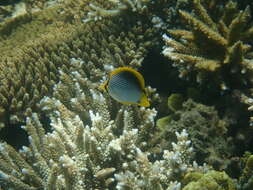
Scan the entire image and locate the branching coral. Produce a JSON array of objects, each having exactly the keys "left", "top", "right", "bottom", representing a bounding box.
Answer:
[
  {"left": 237, "top": 91, "right": 253, "bottom": 126},
  {"left": 1, "top": 0, "right": 252, "bottom": 189},
  {"left": 0, "top": 57, "right": 209, "bottom": 189},
  {"left": 0, "top": 109, "right": 207, "bottom": 189},
  {"left": 114, "top": 129, "right": 207, "bottom": 190},
  {"left": 0, "top": 91, "right": 205, "bottom": 189},
  {"left": 154, "top": 98, "right": 234, "bottom": 170},
  {"left": 162, "top": 0, "right": 253, "bottom": 89},
  {"left": 0, "top": 0, "right": 156, "bottom": 128},
  {"left": 83, "top": 0, "right": 151, "bottom": 22},
  {"left": 0, "top": 87, "right": 156, "bottom": 189}
]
